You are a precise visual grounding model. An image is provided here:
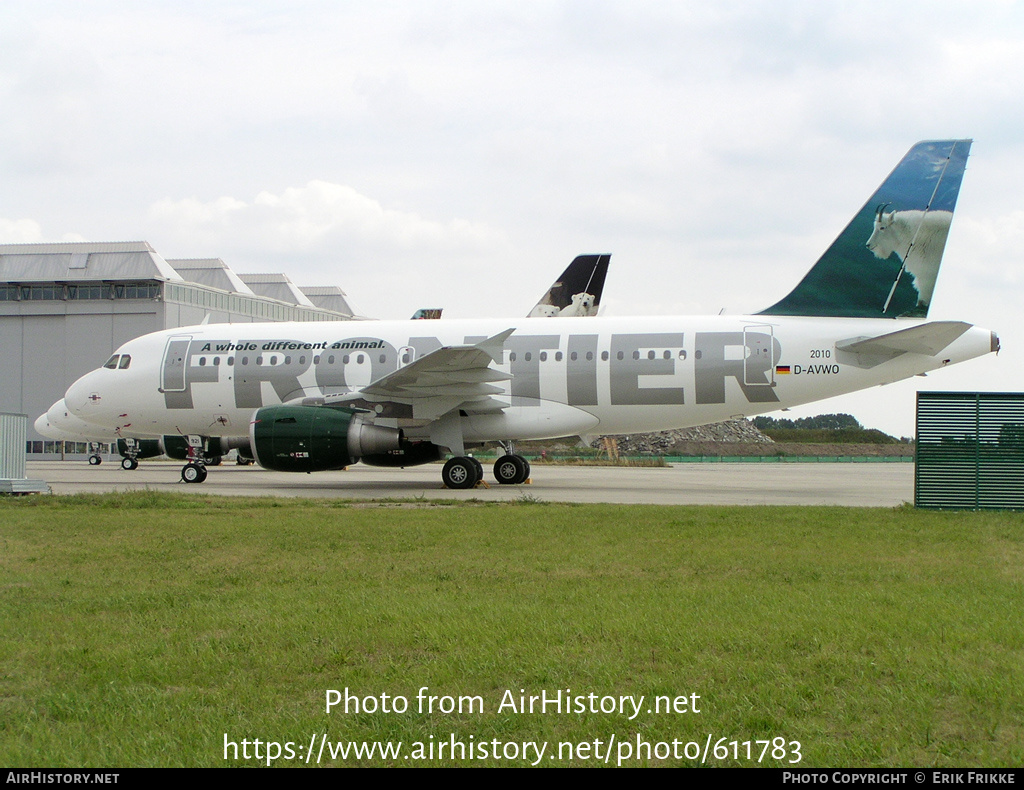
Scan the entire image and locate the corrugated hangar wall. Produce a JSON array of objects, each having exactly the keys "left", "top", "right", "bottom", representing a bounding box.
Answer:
[{"left": 0, "top": 241, "right": 358, "bottom": 452}]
